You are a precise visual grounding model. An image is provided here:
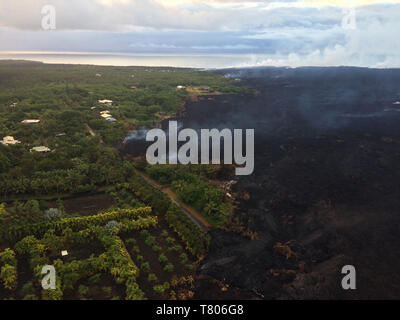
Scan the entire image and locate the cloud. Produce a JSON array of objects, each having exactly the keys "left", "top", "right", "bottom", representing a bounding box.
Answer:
[{"left": 0, "top": 0, "right": 399, "bottom": 67}]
